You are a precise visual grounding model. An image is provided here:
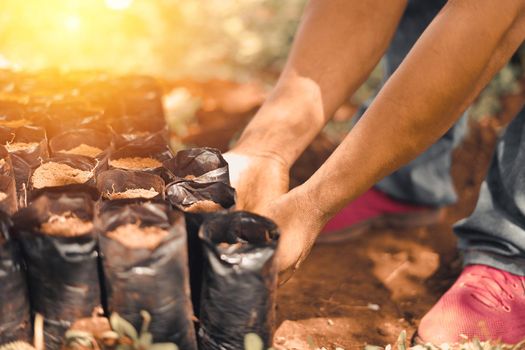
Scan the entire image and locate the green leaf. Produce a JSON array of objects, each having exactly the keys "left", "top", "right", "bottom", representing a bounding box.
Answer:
[
  {"left": 116, "top": 345, "right": 134, "bottom": 350},
  {"left": 138, "top": 332, "right": 153, "bottom": 349},
  {"left": 396, "top": 330, "right": 407, "bottom": 350},
  {"left": 364, "top": 346, "right": 383, "bottom": 350},
  {"left": 140, "top": 310, "right": 152, "bottom": 335},
  {"left": 148, "top": 343, "right": 179, "bottom": 350},
  {"left": 64, "top": 330, "right": 96, "bottom": 349},
  {"left": 306, "top": 336, "right": 317, "bottom": 350},
  {"left": 244, "top": 333, "right": 264, "bottom": 350},
  {"left": 110, "top": 312, "right": 139, "bottom": 341}
]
